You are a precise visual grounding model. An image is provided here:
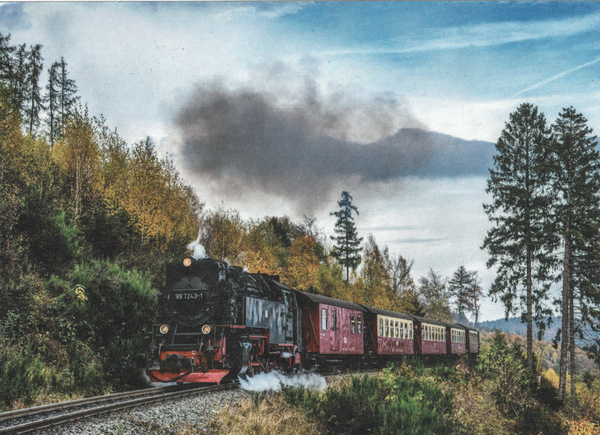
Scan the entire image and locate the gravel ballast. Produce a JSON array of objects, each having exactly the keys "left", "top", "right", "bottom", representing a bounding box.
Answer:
[{"left": 36, "top": 373, "right": 351, "bottom": 435}]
